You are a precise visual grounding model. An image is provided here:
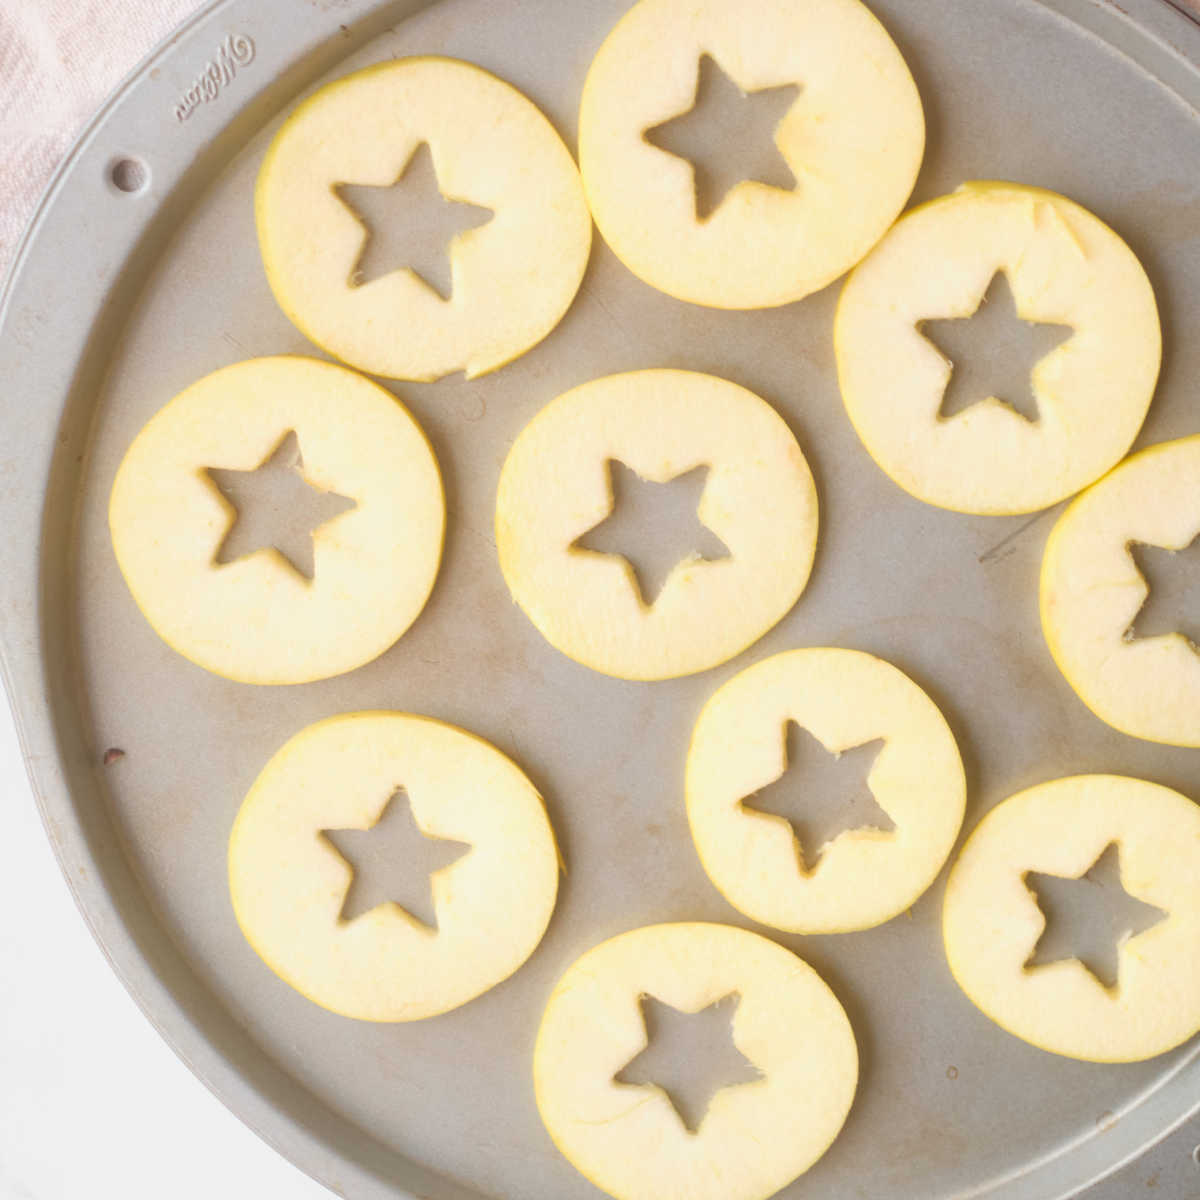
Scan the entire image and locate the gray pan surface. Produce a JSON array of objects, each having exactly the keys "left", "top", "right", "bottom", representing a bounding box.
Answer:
[{"left": 2, "top": 0, "right": 1200, "bottom": 1196}]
